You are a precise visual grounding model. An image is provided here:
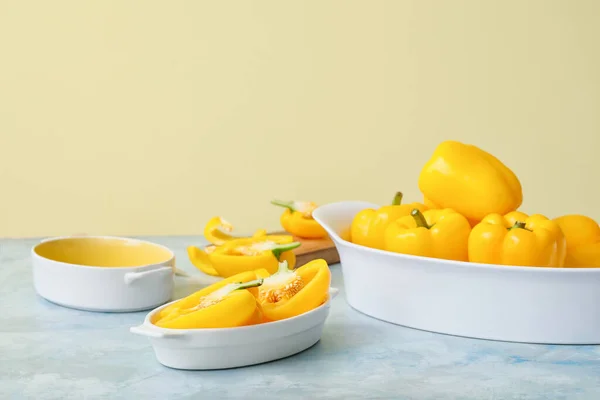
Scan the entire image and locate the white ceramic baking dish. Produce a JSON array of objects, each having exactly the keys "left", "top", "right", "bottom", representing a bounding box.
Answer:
[
  {"left": 32, "top": 236, "right": 176, "bottom": 312},
  {"left": 130, "top": 288, "right": 338, "bottom": 370},
  {"left": 313, "top": 201, "right": 600, "bottom": 345}
]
